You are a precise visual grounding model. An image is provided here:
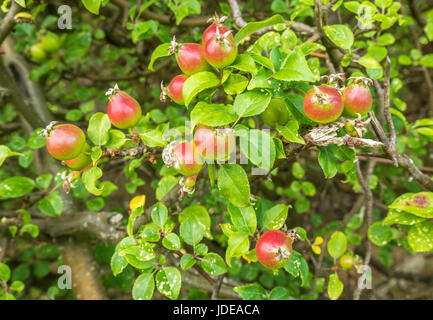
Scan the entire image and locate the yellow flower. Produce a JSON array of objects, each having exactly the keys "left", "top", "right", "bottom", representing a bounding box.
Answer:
[{"left": 129, "top": 195, "right": 146, "bottom": 211}]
